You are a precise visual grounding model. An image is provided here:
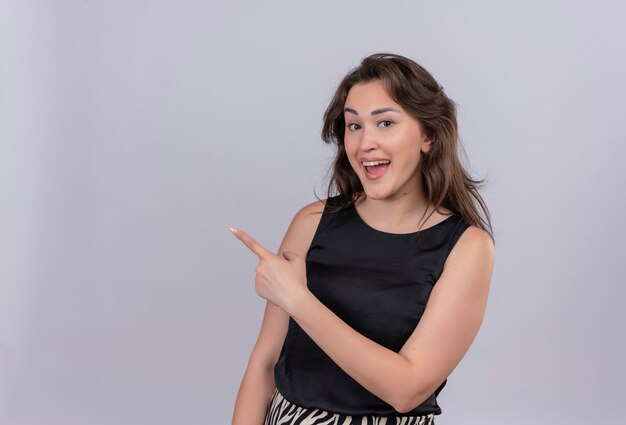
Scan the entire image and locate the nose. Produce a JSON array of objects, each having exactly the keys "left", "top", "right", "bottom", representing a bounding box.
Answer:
[{"left": 360, "top": 125, "right": 379, "bottom": 152}]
